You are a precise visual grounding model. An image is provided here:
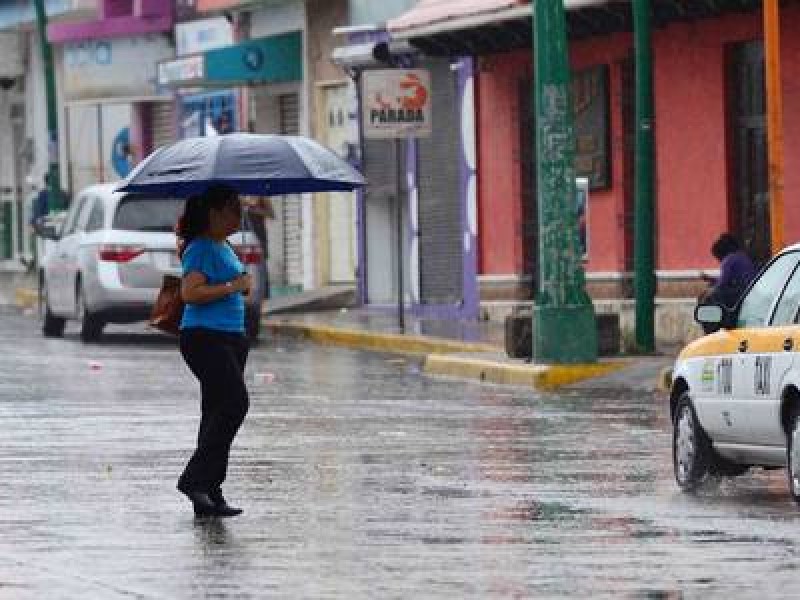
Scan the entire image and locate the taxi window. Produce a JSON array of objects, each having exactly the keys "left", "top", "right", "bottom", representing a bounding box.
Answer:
[
  {"left": 772, "top": 260, "right": 800, "bottom": 325},
  {"left": 738, "top": 252, "right": 800, "bottom": 328}
]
